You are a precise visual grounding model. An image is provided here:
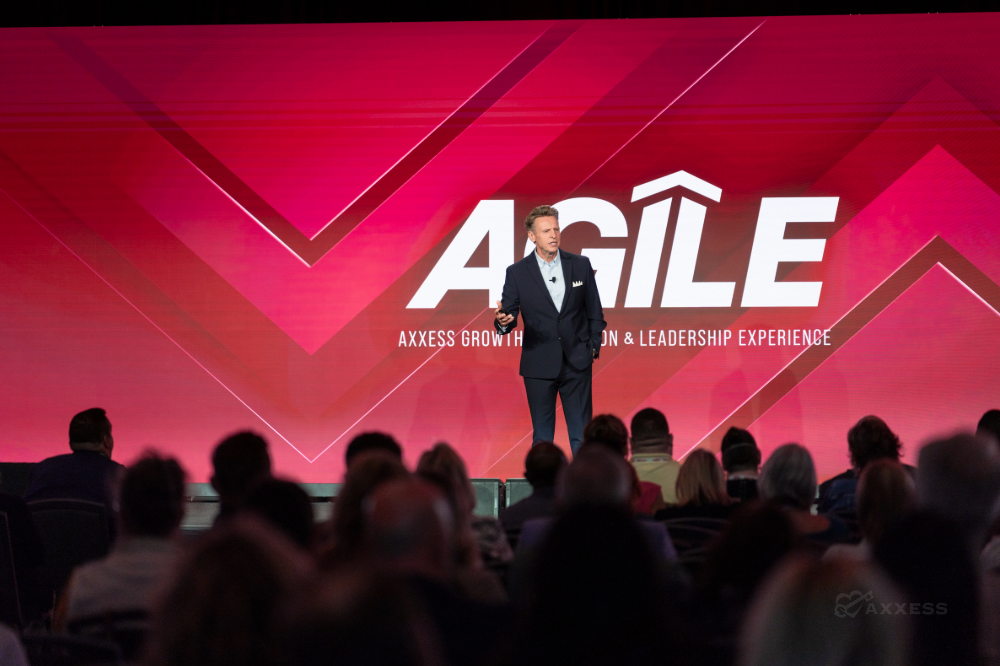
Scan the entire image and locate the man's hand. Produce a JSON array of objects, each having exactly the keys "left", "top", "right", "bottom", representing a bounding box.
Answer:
[
  {"left": 495, "top": 300, "right": 514, "bottom": 328},
  {"left": 593, "top": 348, "right": 600, "bottom": 360}
]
